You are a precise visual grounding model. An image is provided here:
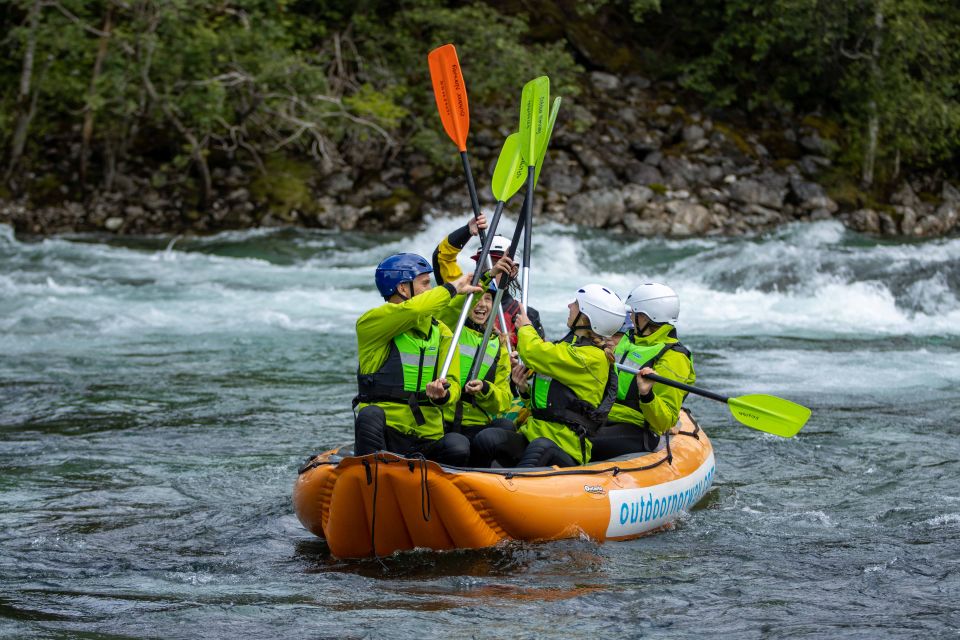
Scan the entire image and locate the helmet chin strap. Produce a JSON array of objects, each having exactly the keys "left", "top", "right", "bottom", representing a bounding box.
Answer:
[{"left": 570, "top": 310, "right": 589, "bottom": 333}]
